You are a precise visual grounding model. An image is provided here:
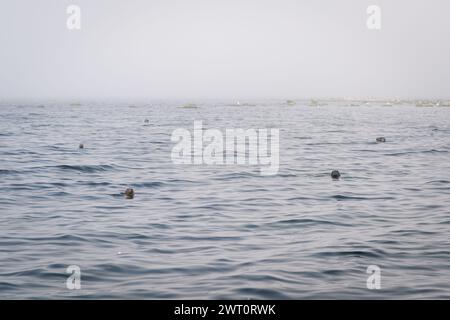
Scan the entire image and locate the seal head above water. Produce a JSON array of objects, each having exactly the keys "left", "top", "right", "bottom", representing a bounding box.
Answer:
[
  {"left": 125, "top": 188, "right": 135, "bottom": 199},
  {"left": 331, "top": 170, "right": 341, "bottom": 180}
]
